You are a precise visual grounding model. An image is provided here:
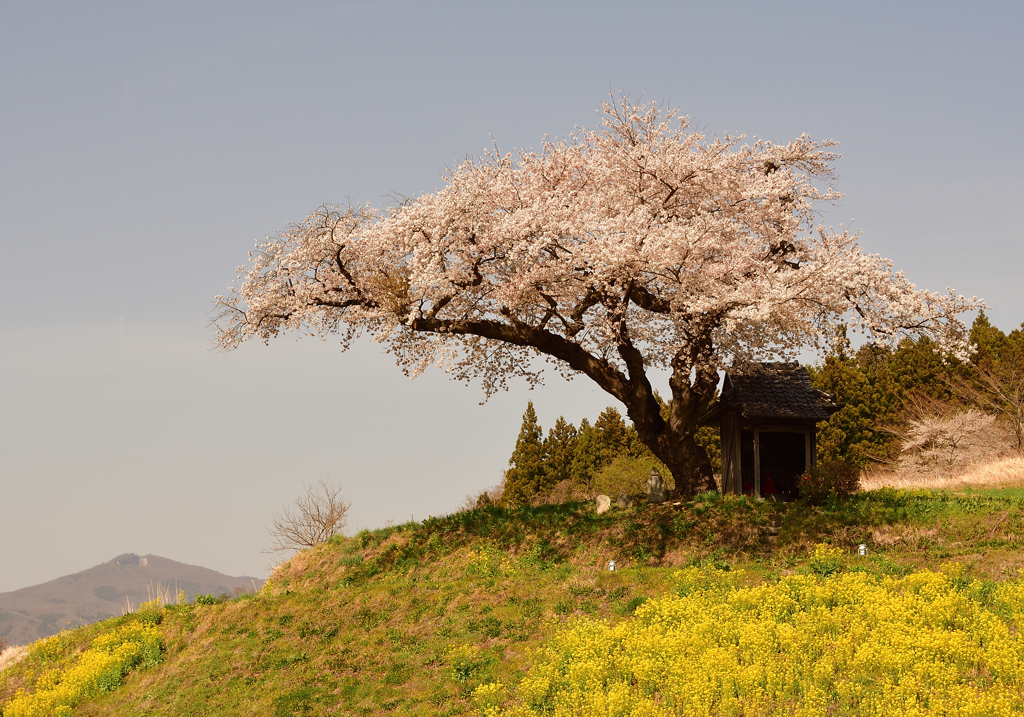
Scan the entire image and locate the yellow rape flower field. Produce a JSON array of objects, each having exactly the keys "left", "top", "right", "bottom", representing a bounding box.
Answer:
[
  {"left": 2, "top": 619, "right": 162, "bottom": 717},
  {"left": 483, "top": 548, "right": 1024, "bottom": 717}
]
